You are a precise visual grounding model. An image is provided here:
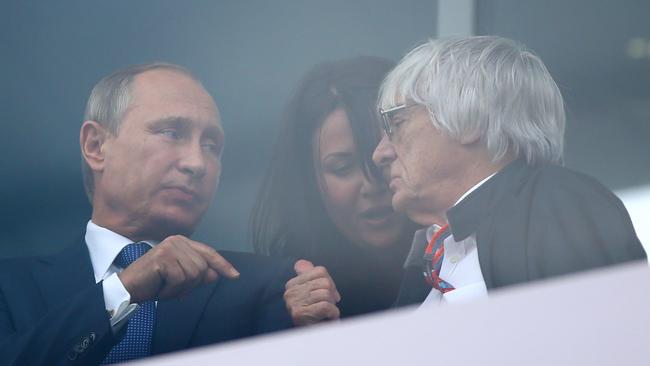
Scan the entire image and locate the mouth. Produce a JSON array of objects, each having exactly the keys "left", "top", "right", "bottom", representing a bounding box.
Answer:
[
  {"left": 388, "top": 176, "right": 401, "bottom": 192},
  {"left": 359, "top": 205, "right": 395, "bottom": 225},
  {"left": 161, "top": 185, "right": 200, "bottom": 202}
]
